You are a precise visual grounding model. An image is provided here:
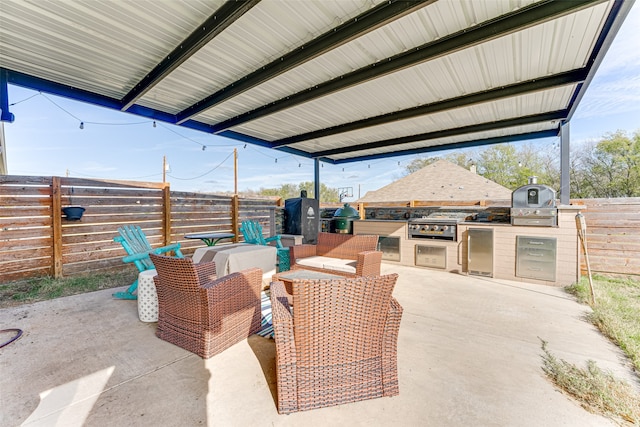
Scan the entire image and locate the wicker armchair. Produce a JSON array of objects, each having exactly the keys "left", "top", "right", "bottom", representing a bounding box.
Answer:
[
  {"left": 270, "top": 273, "right": 402, "bottom": 414},
  {"left": 149, "top": 254, "right": 262, "bottom": 359}
]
